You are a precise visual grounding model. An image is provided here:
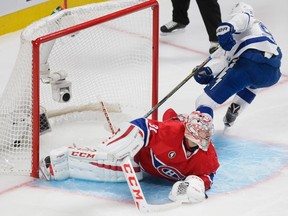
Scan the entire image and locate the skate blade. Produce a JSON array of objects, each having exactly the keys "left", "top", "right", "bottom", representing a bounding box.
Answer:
[
  {"left": 160, "top": 28, "right": 186, "bottom": 36},
  {"left": 222, "top": 126, "right": 229, "bottom": 135}
]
